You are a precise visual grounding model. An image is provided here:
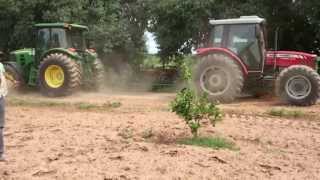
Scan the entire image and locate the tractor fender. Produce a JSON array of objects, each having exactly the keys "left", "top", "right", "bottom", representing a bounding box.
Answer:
[
  {"left": 2, "top": 61, "right": 23, "bottom": 74},
  {"left": 196, "top": 47, "right": 248, "bottom": 76},
  {"left": 40, "top": 48, "right": 80, "bottom": 62}
]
